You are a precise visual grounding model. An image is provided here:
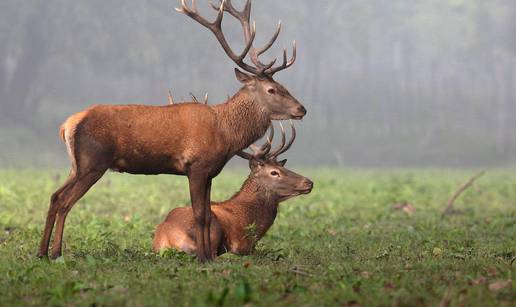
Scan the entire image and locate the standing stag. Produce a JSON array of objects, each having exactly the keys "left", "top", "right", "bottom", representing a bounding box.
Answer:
[
  {"left": 38, "top": 0, "right": 305, "bottom": 262},
  {"left": 153, "top": 122, "right": 313, "bottom": 256}
]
